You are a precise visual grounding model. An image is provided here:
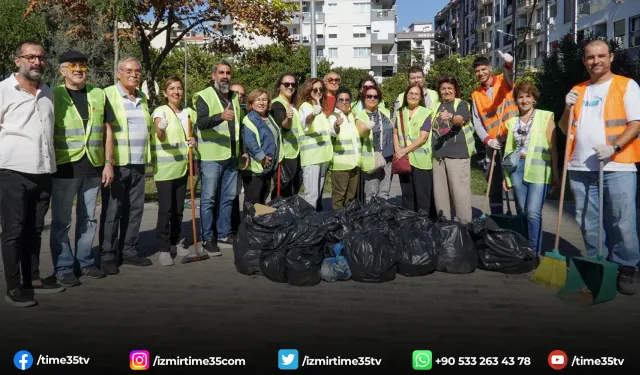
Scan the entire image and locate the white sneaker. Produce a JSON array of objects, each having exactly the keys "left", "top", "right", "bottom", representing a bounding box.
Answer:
[{"left": 158, "top": 252, "right": 174, "bottom": 266}]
